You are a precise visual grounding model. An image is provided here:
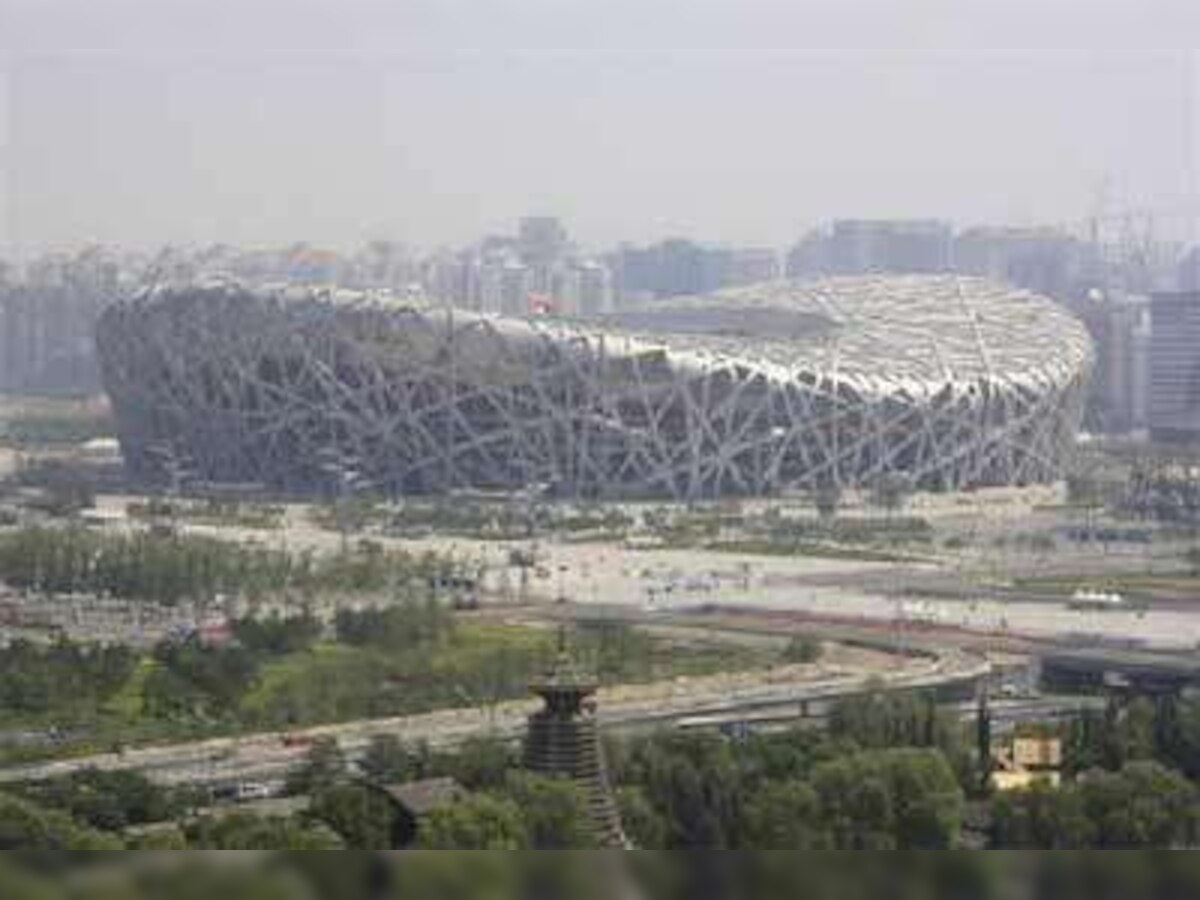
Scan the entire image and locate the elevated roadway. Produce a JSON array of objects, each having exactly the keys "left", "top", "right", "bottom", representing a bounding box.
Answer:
[{"left": 0, "top": 642, "right": 987, "bottom": 789}]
